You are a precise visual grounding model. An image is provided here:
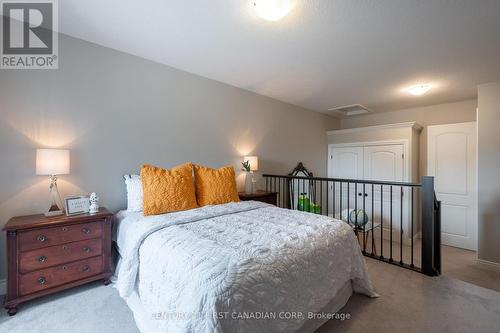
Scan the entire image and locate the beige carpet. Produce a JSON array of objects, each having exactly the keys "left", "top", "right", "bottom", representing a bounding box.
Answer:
[
  {"left": 318, "top": 257, "right": 500, "bottom": 333},
  {"left": 1, "top": 257, "right": 499, "bottom": 333},
  {"left": 356, "top": 227, "right": 500, "bottom": 292}
]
